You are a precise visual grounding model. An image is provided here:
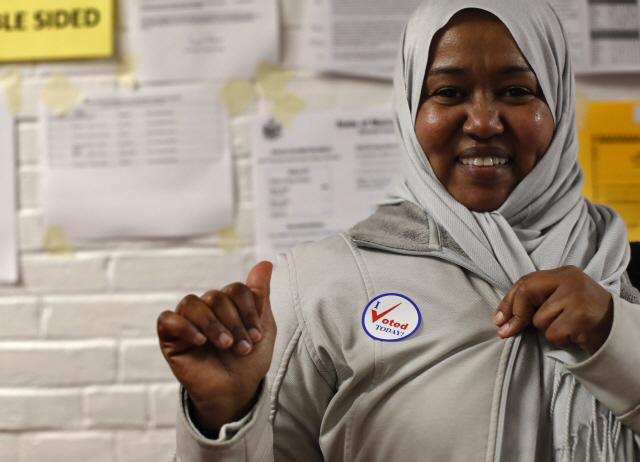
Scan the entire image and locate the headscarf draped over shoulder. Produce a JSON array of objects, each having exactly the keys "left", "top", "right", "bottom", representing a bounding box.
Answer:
[{"left": 386, "top": 0, "right": 630, "bottom": 293}]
